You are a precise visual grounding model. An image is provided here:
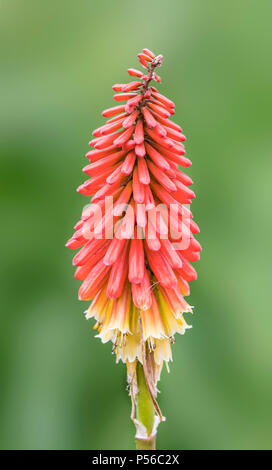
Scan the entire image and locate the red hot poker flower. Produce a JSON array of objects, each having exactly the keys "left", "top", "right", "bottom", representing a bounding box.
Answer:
[{"left": 67, "top": 48, "right": 201, "bottom": 449}]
